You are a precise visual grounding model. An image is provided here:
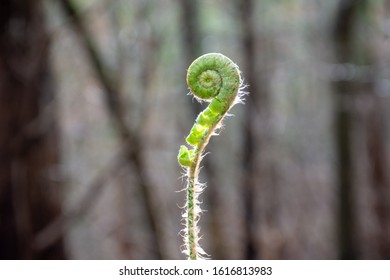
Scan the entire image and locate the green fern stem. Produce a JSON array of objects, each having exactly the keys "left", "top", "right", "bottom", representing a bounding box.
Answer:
[{"left": 178, "top": 53, "right": 242, "bottom": 260}]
